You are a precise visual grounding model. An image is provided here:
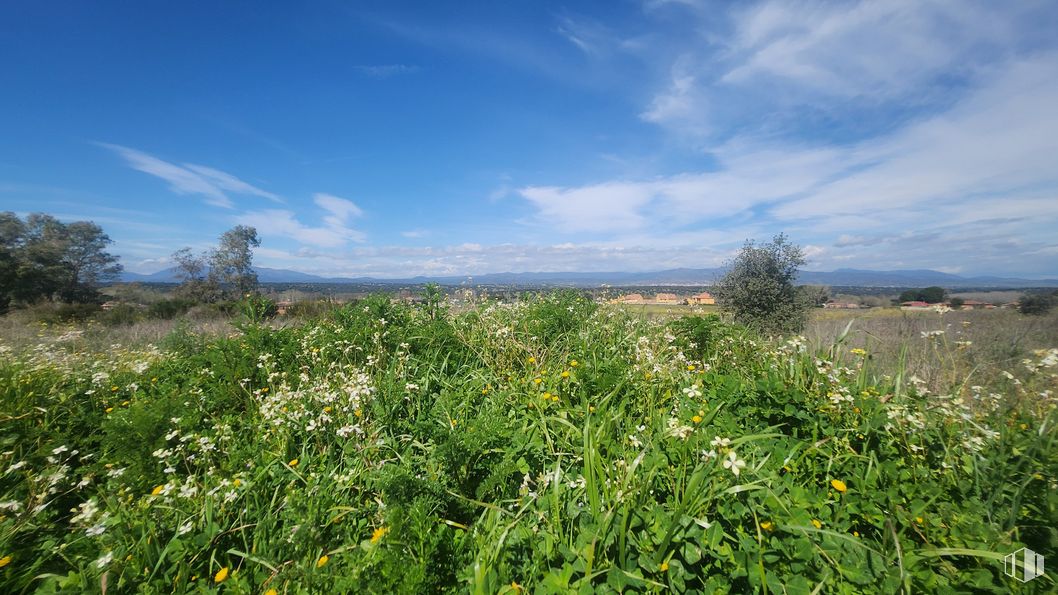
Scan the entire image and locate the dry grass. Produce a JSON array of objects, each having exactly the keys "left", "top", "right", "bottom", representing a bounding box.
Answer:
[{"left": 806, "top": 306, "right": 1058, "bottom": 394}]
